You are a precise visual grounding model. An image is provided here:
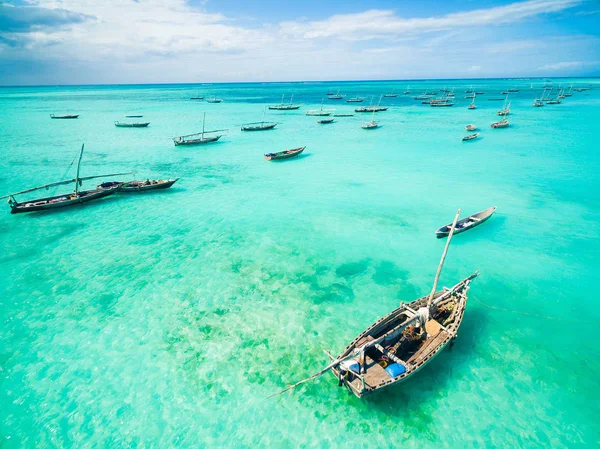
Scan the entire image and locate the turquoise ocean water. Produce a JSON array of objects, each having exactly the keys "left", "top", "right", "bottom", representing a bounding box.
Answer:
[{"left": 0, "top": 79, "right": 599, "bottom": 448}]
